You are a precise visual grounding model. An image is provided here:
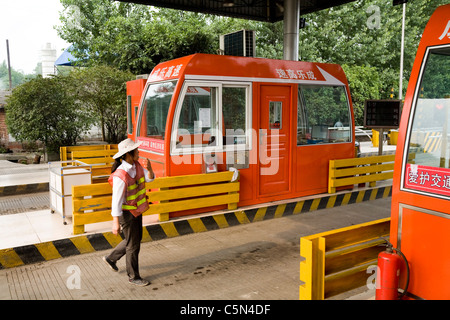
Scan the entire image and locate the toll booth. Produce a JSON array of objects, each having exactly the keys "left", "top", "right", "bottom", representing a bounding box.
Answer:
[
  {"left": 127, "top": 53, "right": 355, "bottom": 215},
  {"left": 390, "top": 4, "right": 450, "bottom": 299}
]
